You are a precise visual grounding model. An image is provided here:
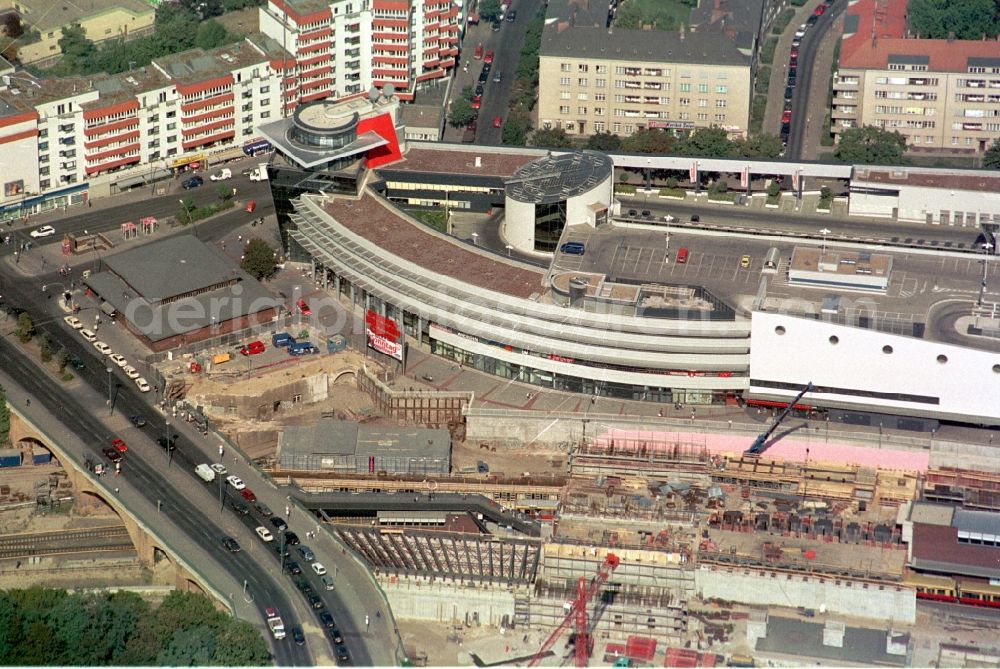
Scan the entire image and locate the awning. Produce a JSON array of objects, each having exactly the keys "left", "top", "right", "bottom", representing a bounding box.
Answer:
[
  {"left": 243, "top": 139, "right": 272, "bottom": 155},
  {"left": 114, "top": 175, "right": 146, "bottom": 190},
  {"left": 171, "top": 153, "right": 205, "bottom": 169}
]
